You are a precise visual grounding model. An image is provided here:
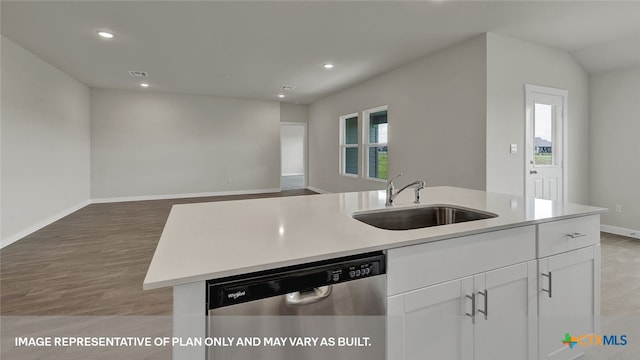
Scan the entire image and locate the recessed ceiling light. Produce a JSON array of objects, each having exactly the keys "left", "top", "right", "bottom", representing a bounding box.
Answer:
[
  {"left": 140, "top": 83, "right": 149, "bottom": 88},
  {"left": 97, "top": 31, "right": 115, "bottom": 39},
  {"left": 278, "top": 94, "right": 285, "bottom": 98},
  {"left": 323, "top": 63, "right": 334, "bottom": 69}
]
